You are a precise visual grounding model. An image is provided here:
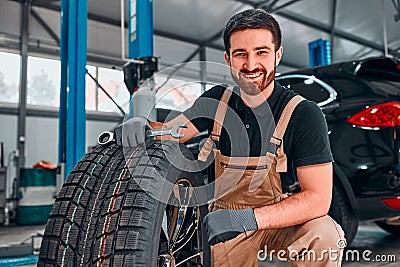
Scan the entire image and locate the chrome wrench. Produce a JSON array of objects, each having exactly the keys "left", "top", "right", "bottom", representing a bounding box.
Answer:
[
  {"left": 146, "top": 122, "right": 187, "bottom": 139},
  {"left": 98, "top": 122, "right": 187, "bottom": 145}
]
